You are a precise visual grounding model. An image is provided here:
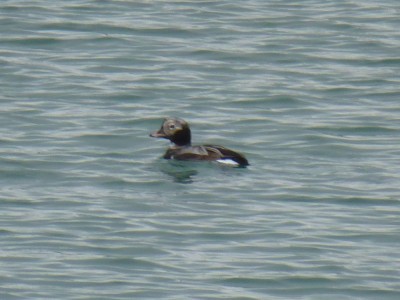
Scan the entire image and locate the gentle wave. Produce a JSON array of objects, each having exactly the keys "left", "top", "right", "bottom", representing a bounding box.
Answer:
[{"left": 1, "top": 0, "right": 400, "bottom": 299}]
